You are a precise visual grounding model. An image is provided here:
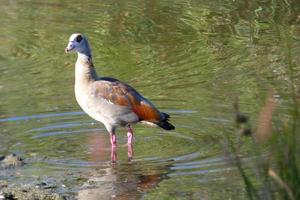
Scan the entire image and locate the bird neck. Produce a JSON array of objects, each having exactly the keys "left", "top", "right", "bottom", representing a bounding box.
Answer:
[
  {"left": 75, "top": 54, "right": 98, "bottom": 84},
  {"left": 77, "top": 51, "right": 92, "bottom": 60}
]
